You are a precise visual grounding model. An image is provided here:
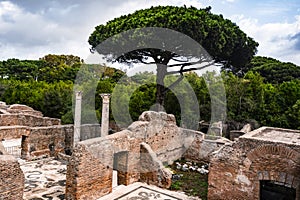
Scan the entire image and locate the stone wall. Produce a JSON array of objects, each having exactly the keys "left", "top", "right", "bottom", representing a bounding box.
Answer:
[
  {"left": 0, "top": 143, "right": 24, "bottom": 200},
  {"left": 0, "top": 126, "right": 28, "bottom": 140},
  {"left": 66, "top": 111, "right": 201, "bottom": 200},
  {"left": 65, "top": 143, "right": 112, "bottom": 200},
  {"left": 184, "top": 137, "right": 231, "bottom": 162},
  {"left": 80, "top": 124, "right": 101, "bottom": 140},
  {"left": 208, "top": 127, "right": 300, "bottom": 200},
  {"left": 140, "top": 142, "right": 172, "bottom": 188},
  {"left": 21, "top": 125, "right": 74, "bottom": 160},
  {"left": 0, "top": 114, "right": 60, "bottom": 127}
]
